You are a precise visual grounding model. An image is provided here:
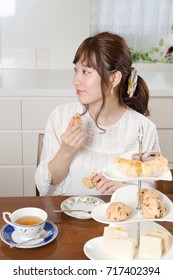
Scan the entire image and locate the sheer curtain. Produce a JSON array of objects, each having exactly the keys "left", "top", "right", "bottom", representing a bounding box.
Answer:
[{"left": 91, "top": 0, "right": 173, "bottom": 61}]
